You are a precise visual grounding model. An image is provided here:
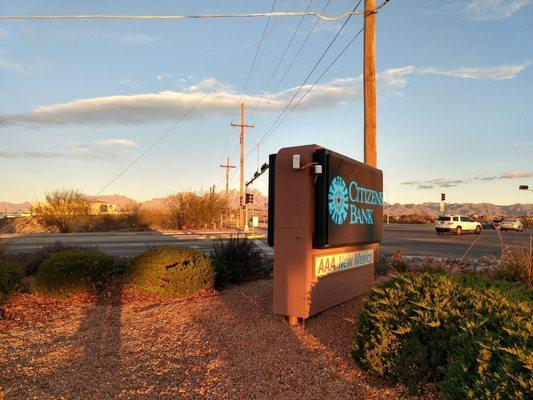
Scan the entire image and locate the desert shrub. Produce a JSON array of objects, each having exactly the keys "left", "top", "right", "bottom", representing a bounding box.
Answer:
[
  {"left": 212, "top": 237, "right": 265, "bottom": 287},
  {"left": 167, "top": 191, "right": 228, "bottom": 229},
  {"left": 0, "top": 258, "right": 23, "bottom": 302},
  {"left": 353, "top": 272, "right": 533, "bottom": 399},
  {"left": 491, "top": 240, "right": 532, "bottom": 288},
  {"left": 31, "top": 248, "right": 115, "bottom": 296},
  {"left": 390, "top": 249, "right": 408, "bottom": 272},
  {"left": 21, "top": 241, "right": 70, "bottom": 276},
  {"left": 33, "top": 189, "right": 90, "bottom": 233},
  {"left": 126, "top": 246, "right": 216, "bottom": 297}
]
